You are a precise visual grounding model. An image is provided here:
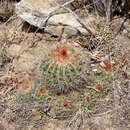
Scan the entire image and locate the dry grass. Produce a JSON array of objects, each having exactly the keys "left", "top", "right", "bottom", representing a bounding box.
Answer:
[
  {"left": 0, "top": 0, "right": 16, "bottom": 22},
  {"left": 0, "top": 1, "right": 130, "bottom": 130}
]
